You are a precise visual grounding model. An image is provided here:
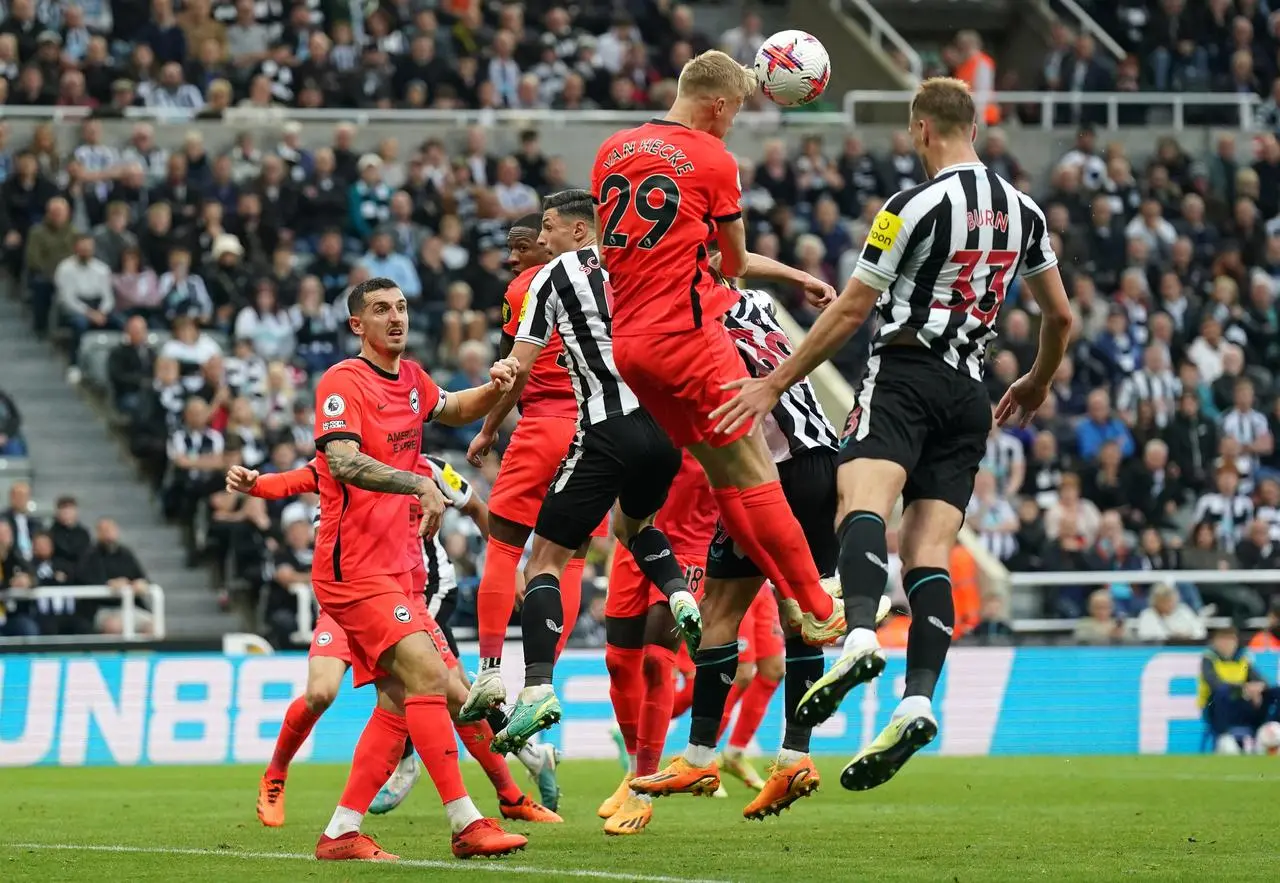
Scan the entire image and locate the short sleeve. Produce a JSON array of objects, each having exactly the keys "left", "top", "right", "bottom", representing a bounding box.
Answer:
[
  {"left": 1017, "top": 195, "right": 1058, "bottom": 279},
  {"left": 854, "top": 188, "right": 923, "bottom": 291},
  {"left": 314, "top": 367, "right": 364, "bottom": 448},
  {"left": 424, "top": 455, "right": 474, "bottom": 508},
  {"left": 709, "top": 148, "right": 742, "bottom": 223},
  {"left": 502, "top": 280, "right": 526, "bottom": 337},
  {"left": 515, "top": 263, "right": 558, "bottom": 347},
  {"left": 415, "top": 364, "right": 448, "bottom": 423}
]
